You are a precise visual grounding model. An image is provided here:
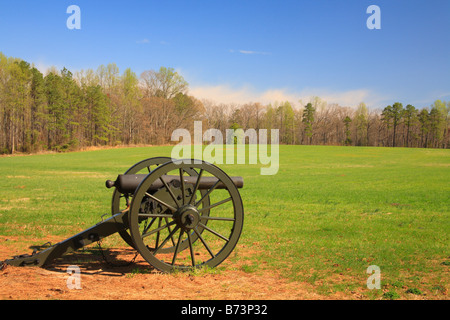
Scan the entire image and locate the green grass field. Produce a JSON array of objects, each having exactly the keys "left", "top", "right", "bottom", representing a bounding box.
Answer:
[{"left": 1, "top": 145, "right": 449, "bottom": 299}]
